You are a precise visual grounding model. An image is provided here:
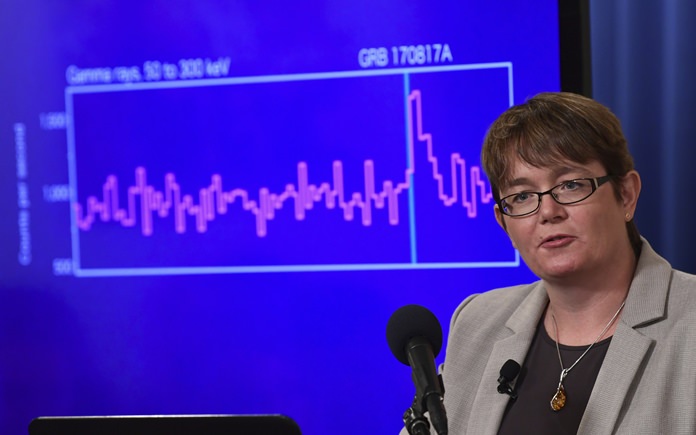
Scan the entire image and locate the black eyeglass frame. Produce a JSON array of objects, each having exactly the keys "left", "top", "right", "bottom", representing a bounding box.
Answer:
[{"left": 497, "top": 175, "right": 614, "bottom": 217}]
